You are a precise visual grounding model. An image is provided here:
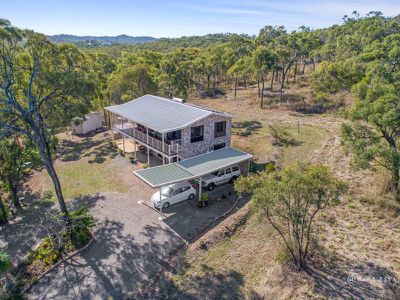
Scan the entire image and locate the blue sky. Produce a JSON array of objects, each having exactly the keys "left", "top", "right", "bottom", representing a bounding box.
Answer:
[{"left": 2, "top": 0, "right": 399, "bottom": 37}]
